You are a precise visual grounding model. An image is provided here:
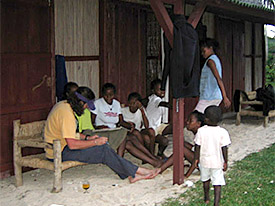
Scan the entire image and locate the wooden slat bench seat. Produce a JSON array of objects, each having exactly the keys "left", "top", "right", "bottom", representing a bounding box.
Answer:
[
  {"left": 13, "top": 119, "right": 87, "bottom": 193},
  {"left": 236, "top": 91, "right": 275, "bottom": 127}
]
